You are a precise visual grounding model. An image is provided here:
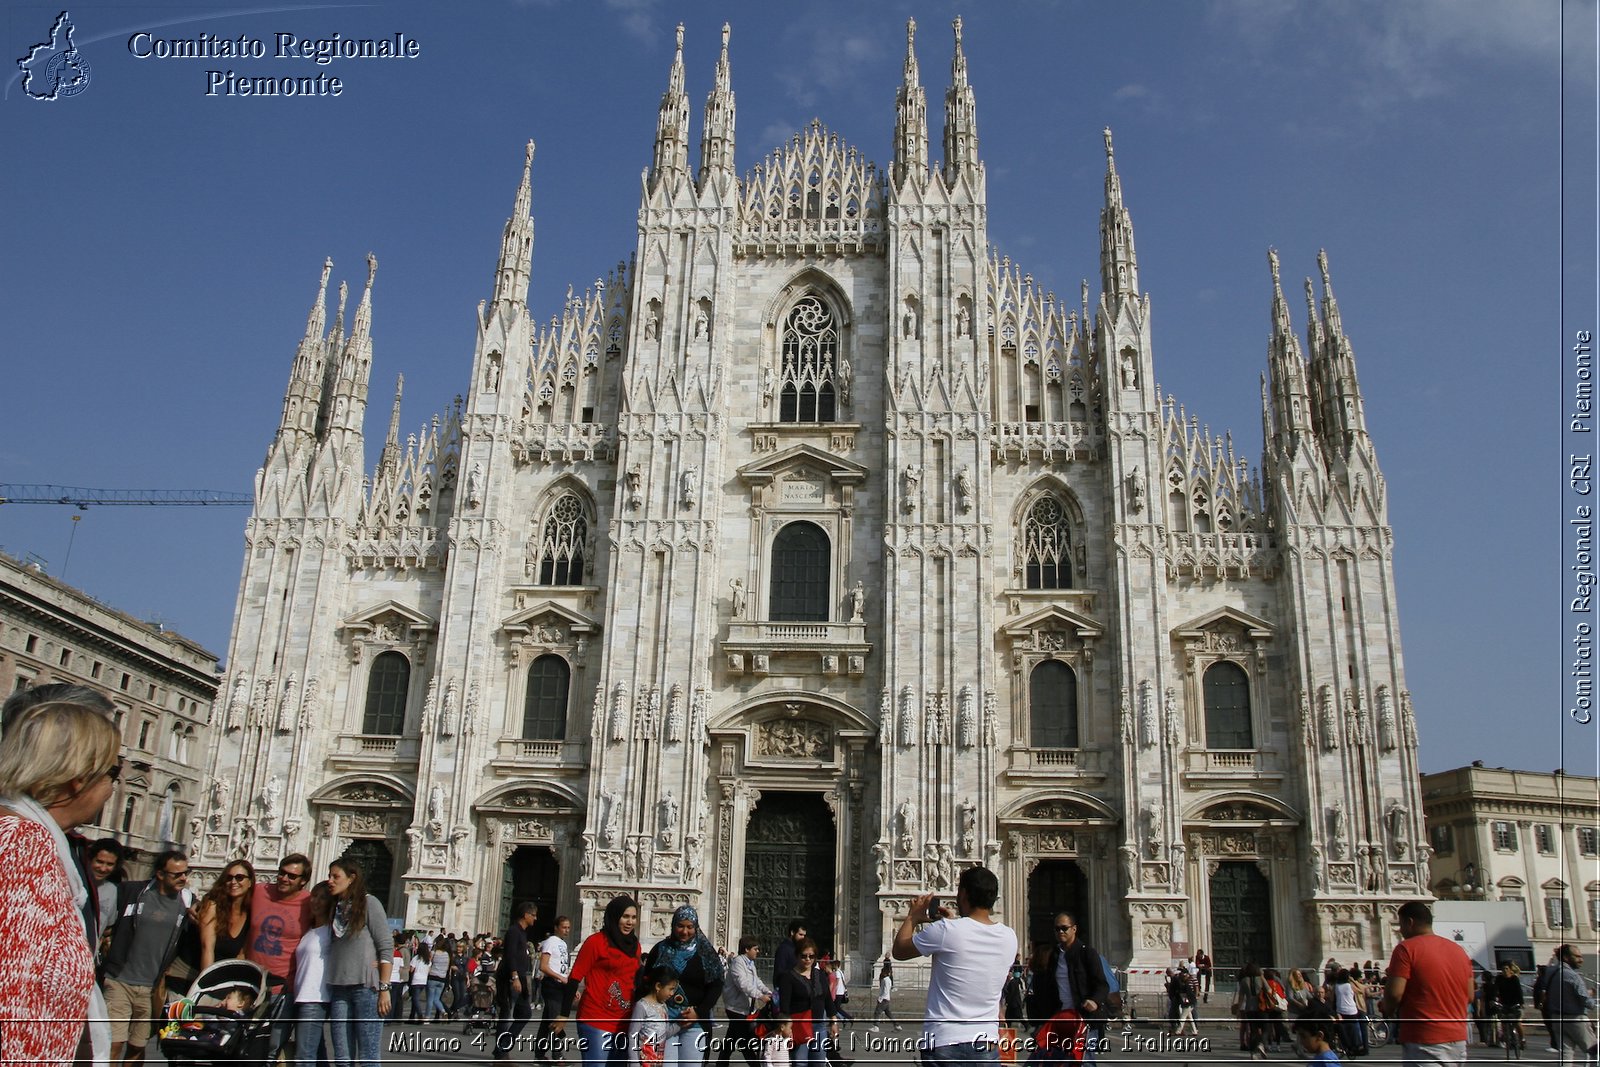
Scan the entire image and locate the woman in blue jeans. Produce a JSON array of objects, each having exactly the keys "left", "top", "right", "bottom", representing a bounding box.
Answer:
[
  {"left": 324, "top": 857, "right": 395, "bottom": 1067},
  {"left": 293, "top": 883, "right": 334, "bottom": 1067}
]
